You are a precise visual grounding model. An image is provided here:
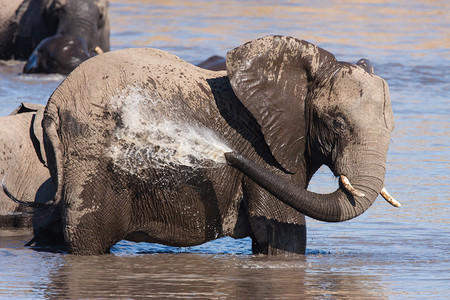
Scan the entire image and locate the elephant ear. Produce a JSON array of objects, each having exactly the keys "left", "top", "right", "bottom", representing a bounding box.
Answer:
[
  {"left": 32, "top": 105, "right": 46, "bottom": 165},
  {"left": 8, "top": 103, "right": 47, "bottom": 165},
  {"left": 11, "top": 0, "right": 53, "bottom": 59},
  {"left": 356, "top": 58, "right": 374, "bottom": 74},
  {"left": 8, "top": 102, "right": 43, "bottom": 115},
  {"left": 226, "top": 35, "right": 336, "bottom": 173}
]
